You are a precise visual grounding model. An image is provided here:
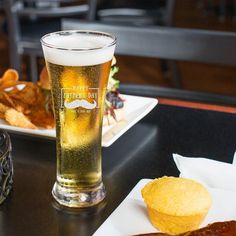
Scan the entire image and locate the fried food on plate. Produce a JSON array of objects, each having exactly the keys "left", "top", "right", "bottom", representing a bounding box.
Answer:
[
  {"left": 0, "top": 62, "right": 124, "bottom": 130},
  {"left": 0, "top": 102, "right": 9, "bottom": 113},
  {"left": 0, "top": 69, "right": 54, "bottom": 129},
  {"left": 29, "top": 109, "right": 55, "bottom": 129},
  {"left": 5, "top": 108, "right": 37, "bottom": 129},
  {"left": 0, "top": 69, "right": 19, "bottom": 89}
]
